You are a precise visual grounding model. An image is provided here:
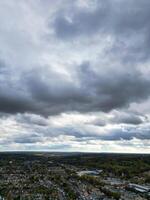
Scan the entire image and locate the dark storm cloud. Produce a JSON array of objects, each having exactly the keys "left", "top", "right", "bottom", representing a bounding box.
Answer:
[
  {"left": 0, "top": 60, "right": 38, "bottom": 115},
  {"left": 75, "top": 62, "right": 150, "bottom": 113},
  {"left": 0, "top": 61, "right": 150, "bottom": 116},
  {"left": 23, "top": 67, "right": 89, "bottom": 116},
  {"left": 24, "top": 63, "right": 150, "bottom": 115},
  {"left": 0, "top": 94, "right": 34, "bottom": 114}
]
